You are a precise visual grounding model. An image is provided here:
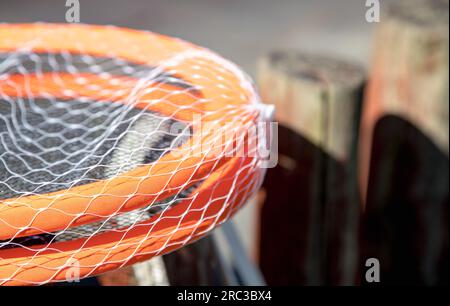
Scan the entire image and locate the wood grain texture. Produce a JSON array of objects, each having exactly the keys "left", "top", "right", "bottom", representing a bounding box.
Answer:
[
  {"left": 360, "top": 0, "right": 449, "bottom": 285},
  {"left": 258, "top": 51, "right": 365, "bottom": 285}
]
